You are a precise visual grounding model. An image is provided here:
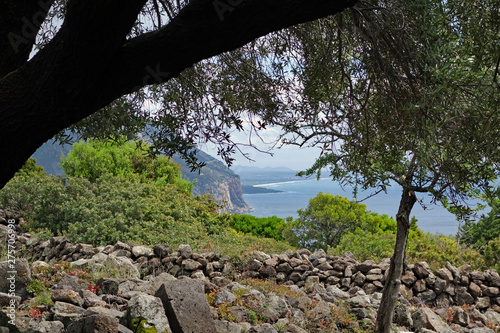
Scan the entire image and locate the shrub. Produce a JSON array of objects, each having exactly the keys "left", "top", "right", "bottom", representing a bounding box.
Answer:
[
  {"left": 60, "top": 138, "right": 193, "bottom": 192},
  {"left": 285, "top": 193, "right": 372, "bottom": 251},
  {"left": 230, "top": 215, "right": 286, "bottom": 241},
  {"left": 329, "top": 228, "right": 486, "bottom": 270}
]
